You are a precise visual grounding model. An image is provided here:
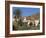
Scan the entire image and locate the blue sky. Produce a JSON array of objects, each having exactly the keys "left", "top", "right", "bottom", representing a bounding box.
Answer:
[{"left": 13, "top": 7, "right": 40, "bottom": 16}]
